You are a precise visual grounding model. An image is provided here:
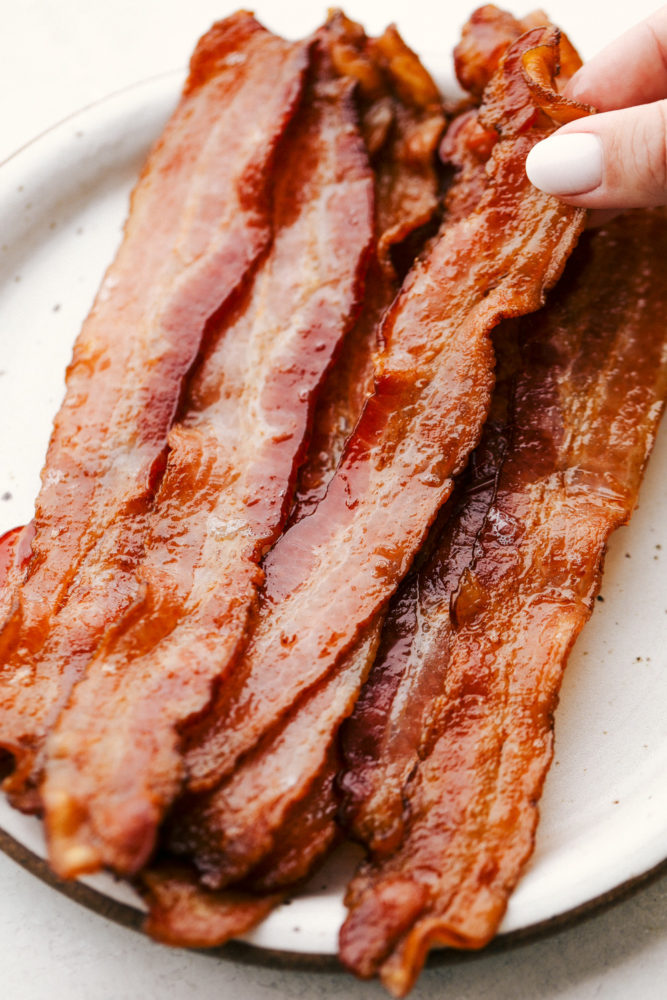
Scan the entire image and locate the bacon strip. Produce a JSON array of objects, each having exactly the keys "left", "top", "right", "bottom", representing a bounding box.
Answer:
[
  {"left": 326, "top": 11, "right": 445, "bottom": 279},
  {"left": 168, "top": 629, "right": 378, "bottom": 890},
  {"left": 338, "top": 326, "right": 518, "bottom": 856},
  {"left": 339, "top": 208, "right": 667, "bottom": 995},
  {"left": 183, "top": 26, "right": 588, "bottom": 798},
  {"left": 41, "top": 44, "right": 375, "bottom": 878},
  {"left": 451, "top": 5, "right": 581, "bottom": 101},
  {"left": 147, "top": 18, "right": 445, "bottom": 919},
  {"left": 290, "top": 13, "right": 447, "bottom": 524},
  {"left": 140, "top": 865, "right": 283, "bottom": 947},
  {"left": 0, "top": 14, "right": 311, "bottom": 810}
]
